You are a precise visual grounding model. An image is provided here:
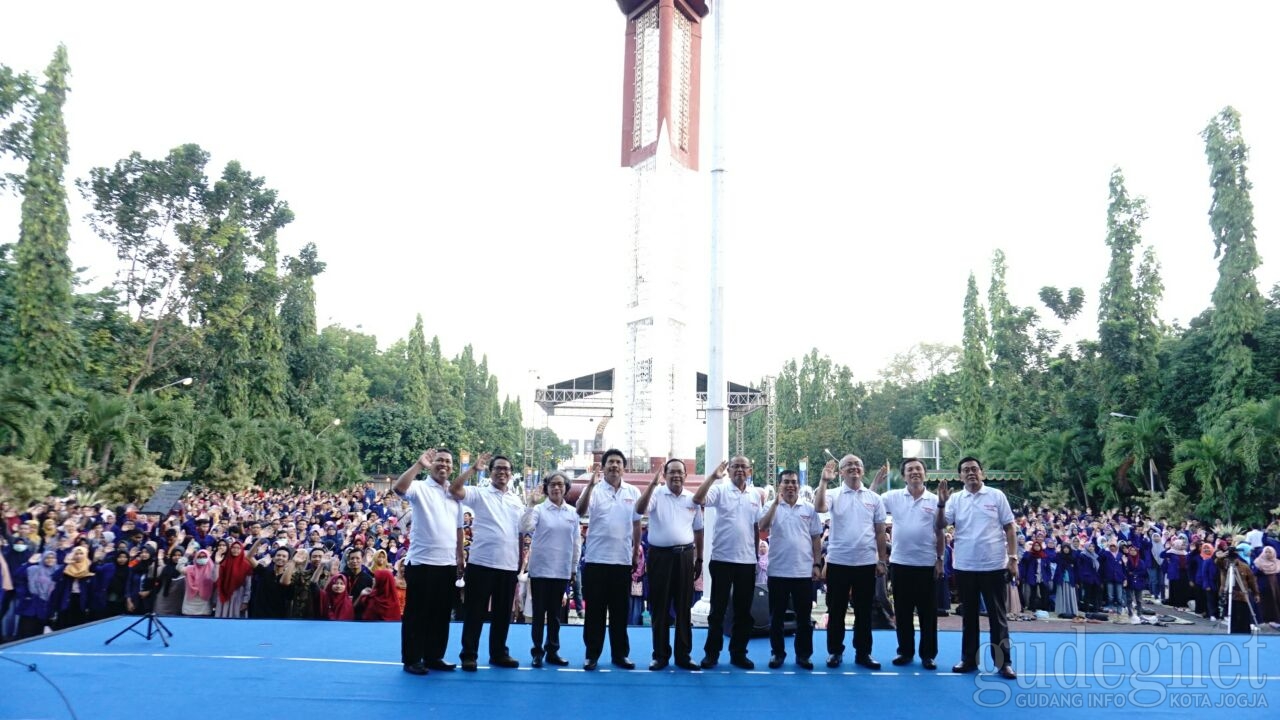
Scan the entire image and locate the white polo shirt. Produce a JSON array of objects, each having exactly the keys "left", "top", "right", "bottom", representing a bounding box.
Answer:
[
  {"left": 644, "top": 485, "right": 704, "bottom": 547},
  {"left": 882, "top": 488, "right": 941, "bottom": 568},
  {"left": 825, "top": 484, "right": 886, "bottom": 567},
  {"left": 703, "top": 479, "right": 763, "bottom": 564},
  {"left": 459, "top": 485, "right": 525, "bottom": 571},
  {"left": 521, "top": 500, "right": 581, "bottom": 580},
  {"left": 402, "top": 478, "right": 463, "bottom": 567},
  {"left": 759, "top": 499, "right": 823, "bottom": 579},
  {"left": 584, "top": 480, "right": 642, "bottom": 566},
  {"left": 943, "top": 484, "right": 1014, "bottom": 572}
]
